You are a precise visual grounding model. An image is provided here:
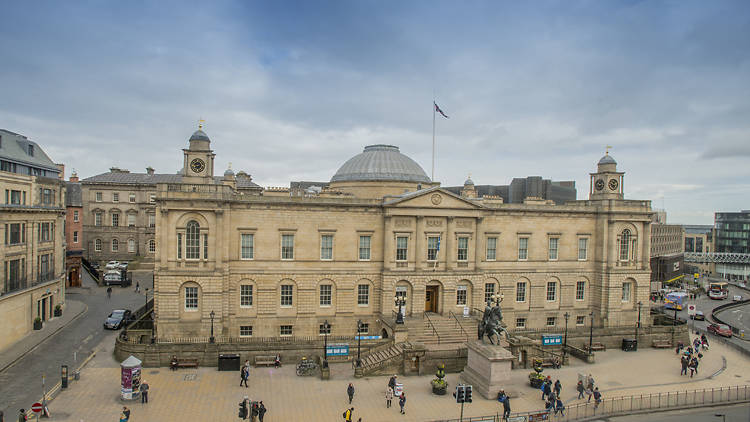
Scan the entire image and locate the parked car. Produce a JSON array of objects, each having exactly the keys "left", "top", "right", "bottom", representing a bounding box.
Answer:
[
  {"left": 104, "top": 271, "right": 122, "bottom": 286},
  {"left": 105, "top": 261, "right": 121, "bottom": 270},
  {"left": 691, "top": 311, "right": 705, "bottom": 321},
  {"left": 707, "top": 323, "right": 733, "bottom": 338},
  {"left": 119, "top": 262, "right": 128, "bottom": 270},
  {"left": 733, "top": 295, "right": 743, "bottom": 301},
  {"left": 103, "top": 309, "right": 132, "bottom": 330}
]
